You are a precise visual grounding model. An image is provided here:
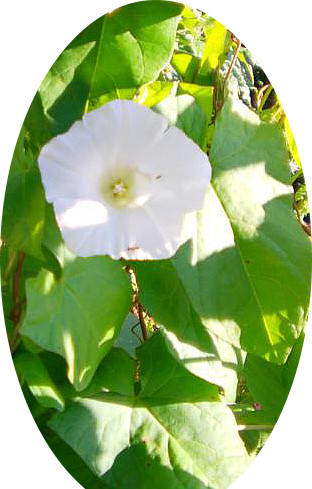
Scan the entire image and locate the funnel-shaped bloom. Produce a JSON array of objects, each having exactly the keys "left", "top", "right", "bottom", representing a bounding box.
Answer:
[{"left": 39, "top": 100, "right": 211, "bottom": 260}]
